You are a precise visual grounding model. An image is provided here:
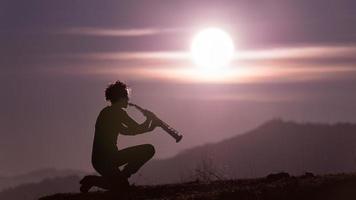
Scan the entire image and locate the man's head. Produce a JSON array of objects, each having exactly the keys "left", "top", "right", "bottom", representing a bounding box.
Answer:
[{"left": 105, "top": 81, "right": 130, "bottom": 107}]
